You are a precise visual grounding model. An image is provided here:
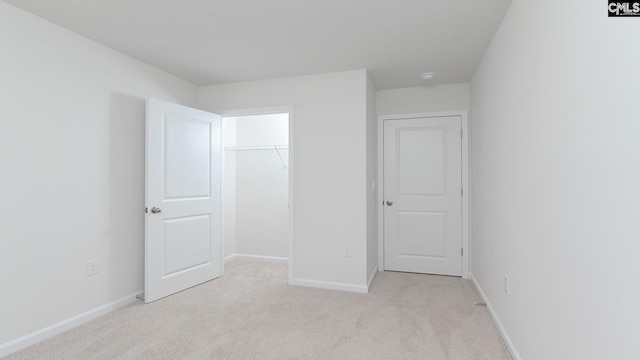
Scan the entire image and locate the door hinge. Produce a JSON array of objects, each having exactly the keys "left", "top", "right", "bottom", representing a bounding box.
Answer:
[
  {"left": 461, "top": 248, "right": 464, "bottom": 256},
  {"left": 461, "top": 188, "right": 464, "bottom": 196},
  {"left": 460, "top": 129, "right": 463, "bottom": 138}
]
